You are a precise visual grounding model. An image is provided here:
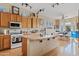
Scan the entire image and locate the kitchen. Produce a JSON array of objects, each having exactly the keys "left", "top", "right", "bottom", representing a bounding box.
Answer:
[{"left": 0, "top": 3, "right": 79, "bottom": 56}]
